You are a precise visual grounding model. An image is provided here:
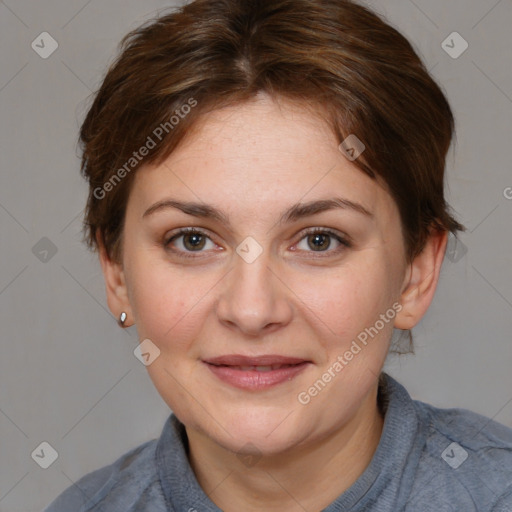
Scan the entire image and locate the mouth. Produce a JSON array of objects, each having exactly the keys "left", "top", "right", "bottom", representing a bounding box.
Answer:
[{"left": 202, "top": 355, "right": 311, "bottom": 390}]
